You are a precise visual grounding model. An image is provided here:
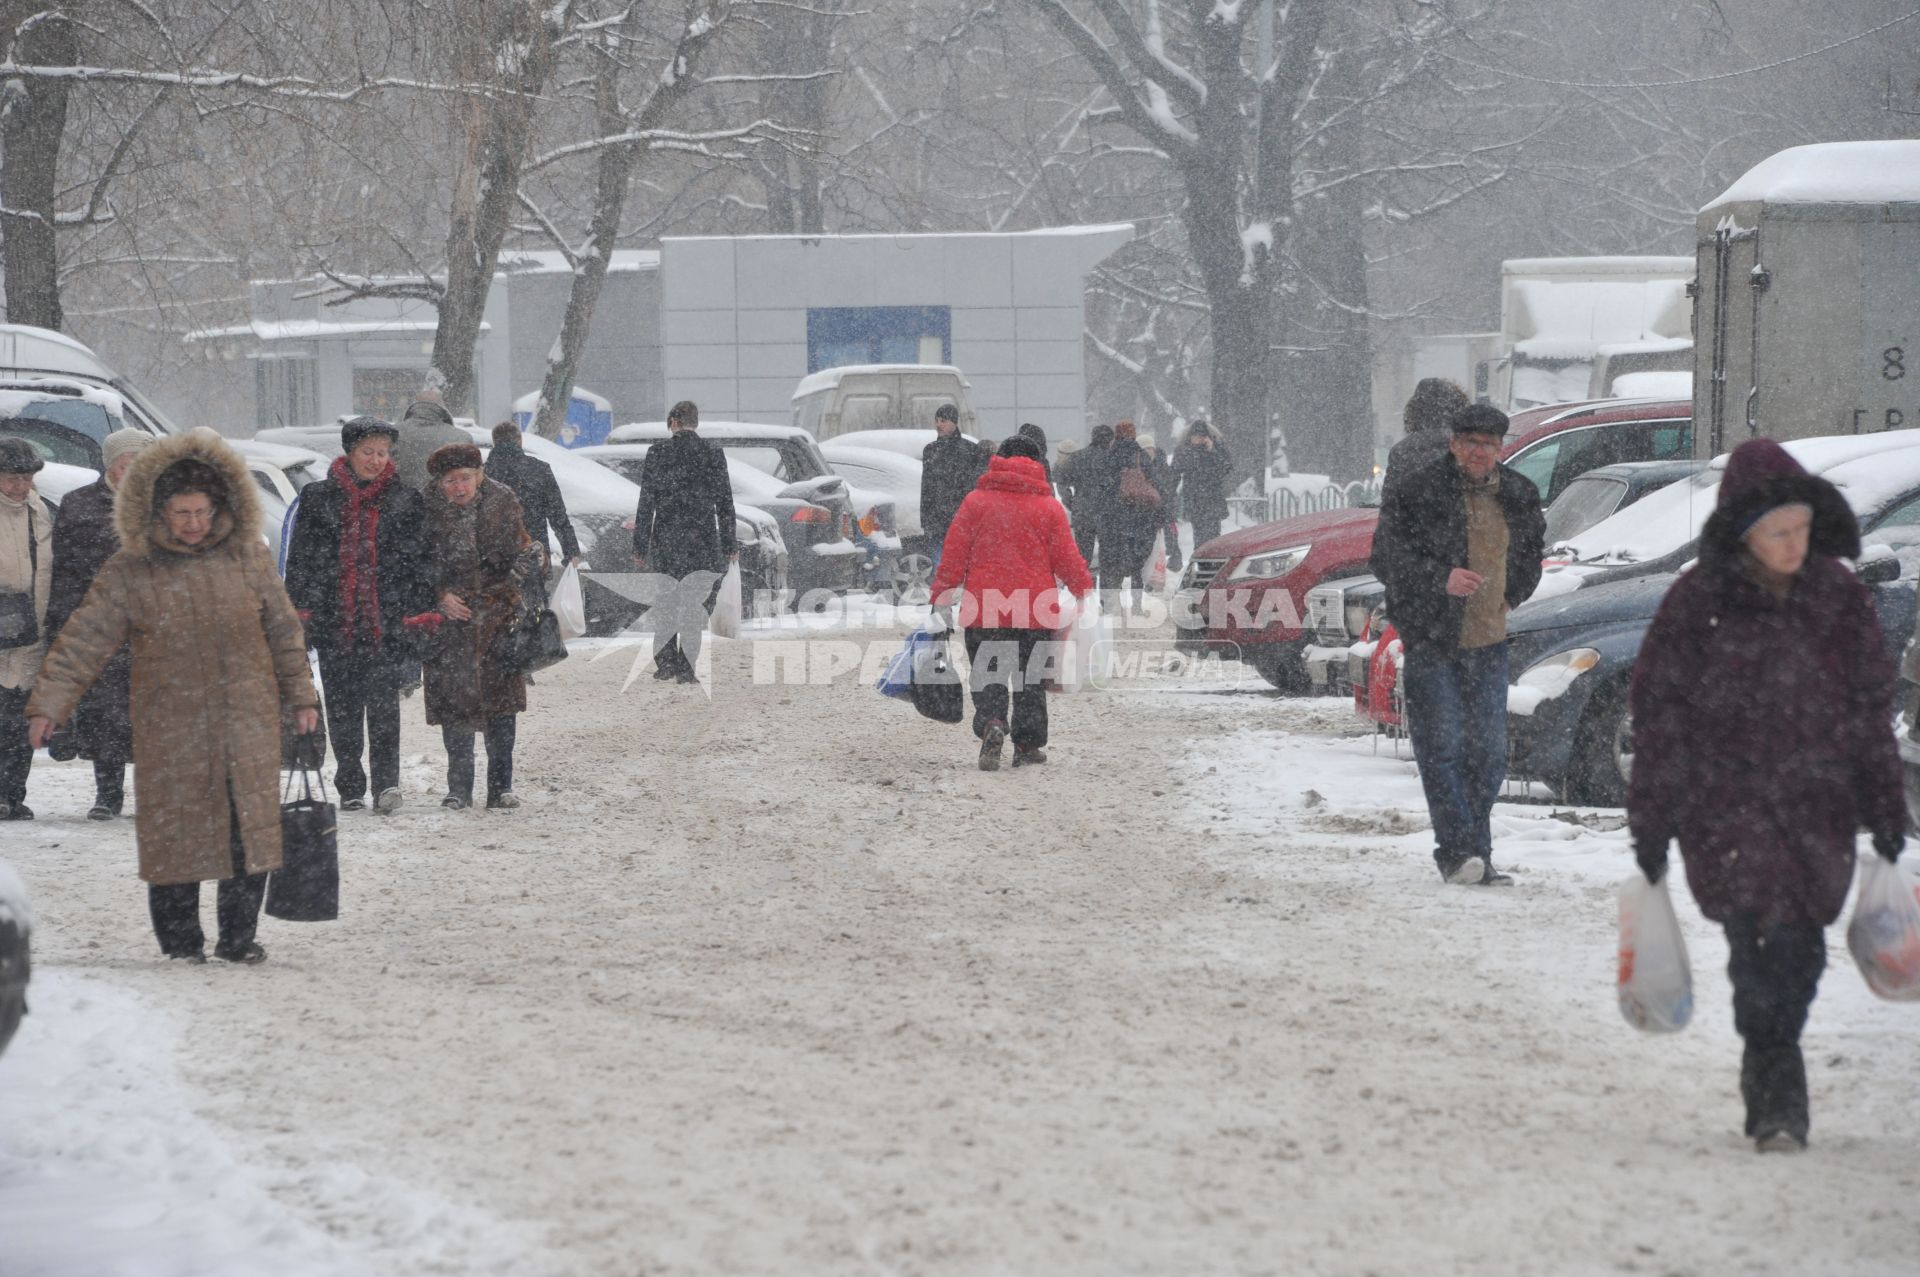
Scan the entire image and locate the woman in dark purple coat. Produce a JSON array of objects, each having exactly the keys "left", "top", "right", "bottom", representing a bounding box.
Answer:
[{"left": 1628, "top": 438, "right": 1907, "bottom": 1152}]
